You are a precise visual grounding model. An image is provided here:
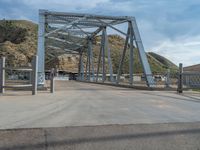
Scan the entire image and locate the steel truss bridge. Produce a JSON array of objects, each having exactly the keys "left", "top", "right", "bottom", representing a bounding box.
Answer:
[{"left": 37, "top": 10, "right": 154, "bottom": 87}]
